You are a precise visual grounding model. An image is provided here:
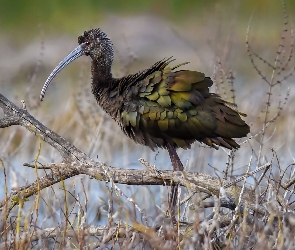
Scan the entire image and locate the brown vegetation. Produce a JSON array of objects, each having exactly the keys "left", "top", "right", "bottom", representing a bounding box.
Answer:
[{"left": 0, "top": 2, "right": 295, "bottom": 249}]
